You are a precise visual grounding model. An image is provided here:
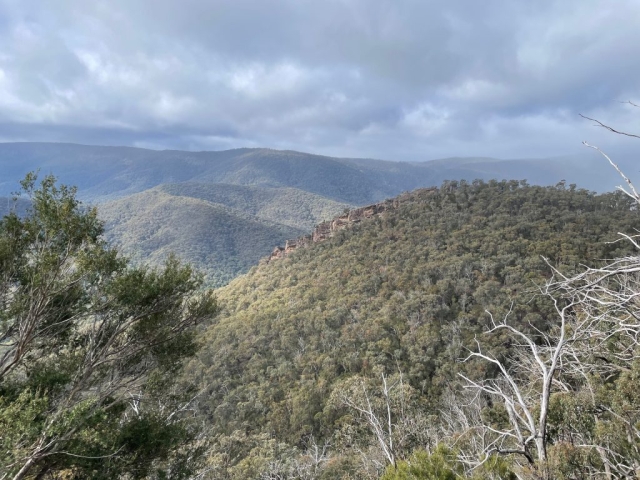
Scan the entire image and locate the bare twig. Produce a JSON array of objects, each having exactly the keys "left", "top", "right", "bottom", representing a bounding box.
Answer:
[{"left": 580, "top": 114, "right": 640, "bottom": 140}]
